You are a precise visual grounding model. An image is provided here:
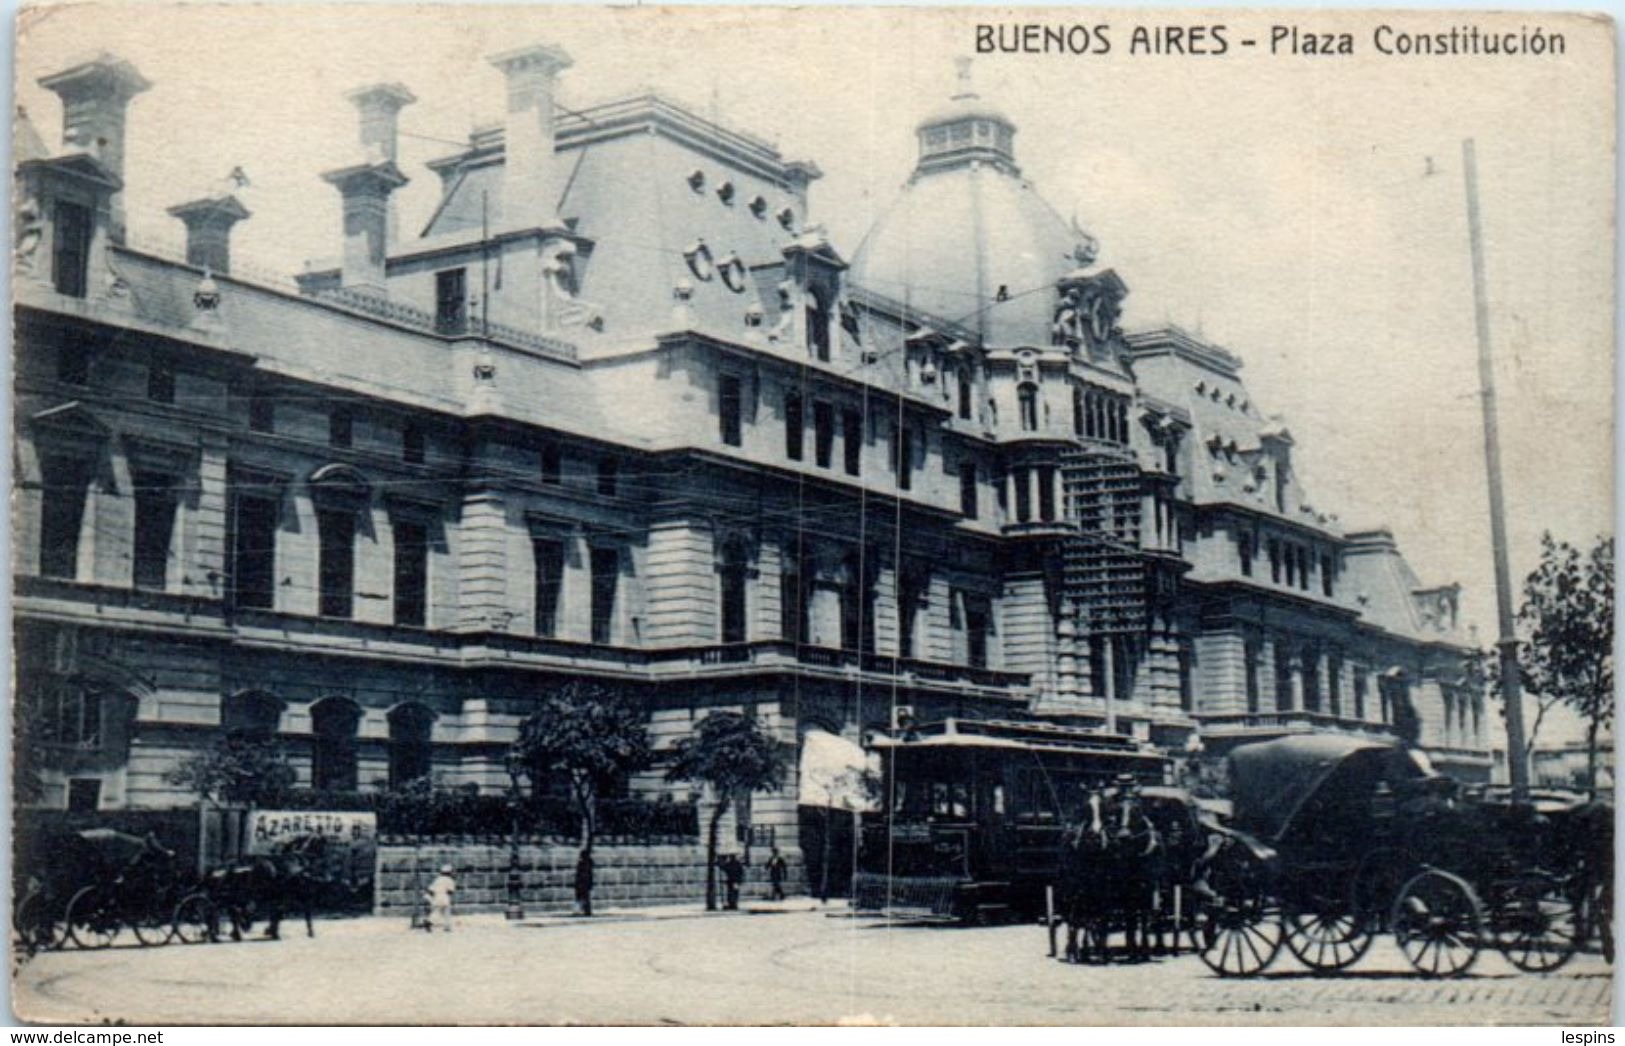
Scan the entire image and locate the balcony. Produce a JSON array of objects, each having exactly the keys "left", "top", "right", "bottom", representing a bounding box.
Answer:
[
  {"left": 1198, "top": 710, "right": 1398, "bottom": 739},
  {"left": 1001, "top": 519, "right": 1077, "bottom": 539},
  {"left": 647, "top": 640, "right": 1032, "bottom": 693}
]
